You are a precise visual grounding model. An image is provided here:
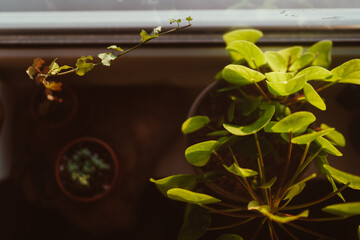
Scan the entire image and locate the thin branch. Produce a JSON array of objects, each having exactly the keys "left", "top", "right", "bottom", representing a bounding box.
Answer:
[
  {"left": 286, "top": 222, "right": 334, "bottom": 240},
  {"left": 206, "top": 217, "right": 256, "bottom": 231},
  {"left": 199, "top": 204, "right": 261, "bottom": 218},
  {"left": 277, "top": 223, "right": 299, "bottom": 240}
]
